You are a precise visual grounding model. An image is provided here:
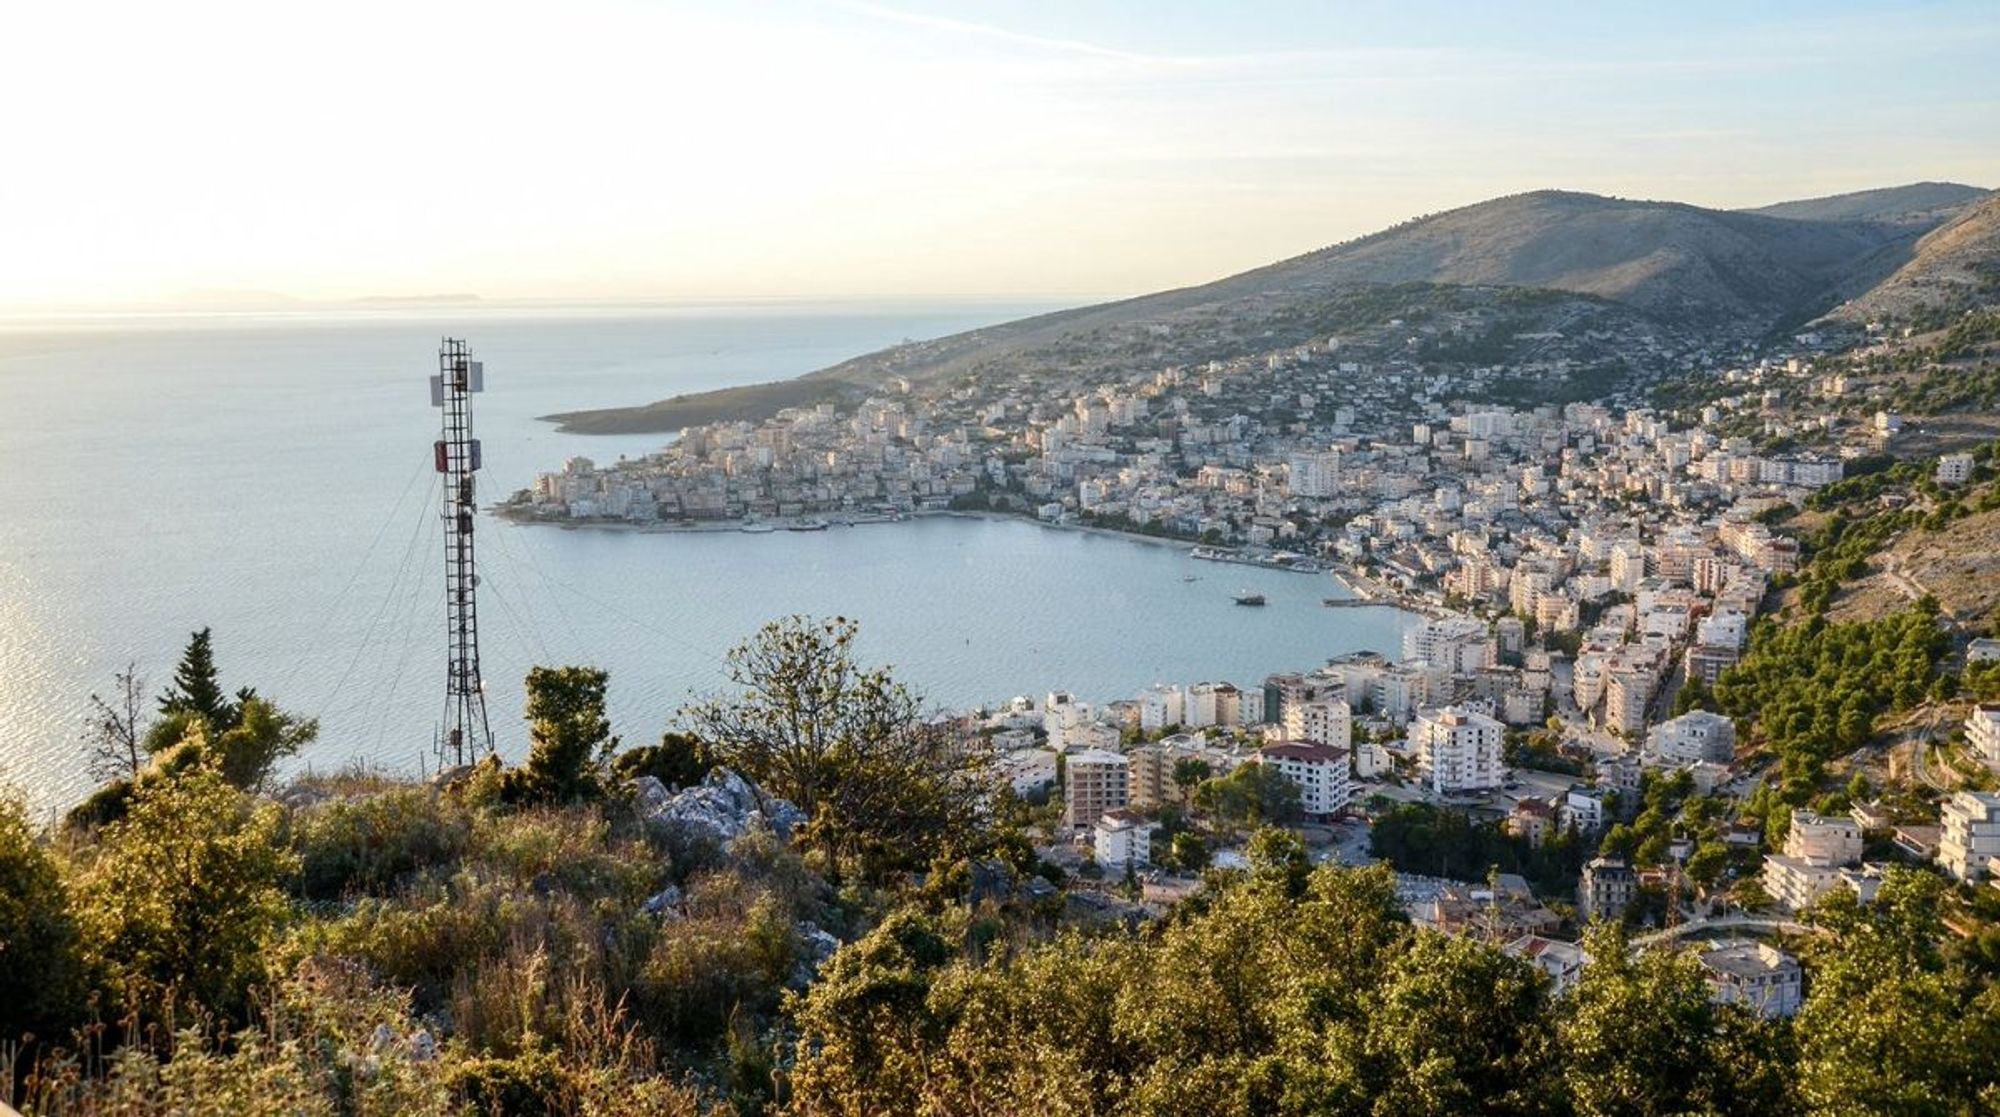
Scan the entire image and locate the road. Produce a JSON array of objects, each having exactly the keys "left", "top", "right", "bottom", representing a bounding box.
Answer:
[{"left": 1630, "top": 913, "right": 1818, "bottom": 949}]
